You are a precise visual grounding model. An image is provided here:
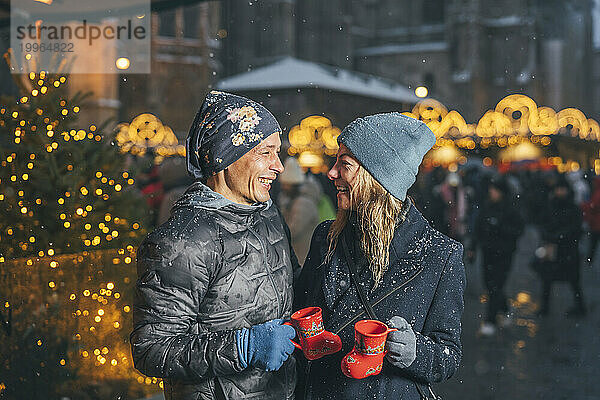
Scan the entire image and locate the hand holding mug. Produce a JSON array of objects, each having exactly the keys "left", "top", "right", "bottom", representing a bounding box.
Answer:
[
  {"left": 341, "top": 319, "right": 397, "bottom": 379},
  {"left": 385, "top": 316, "right": 416, "bottom": 368},
  {"left": 285, "top": 307, "right": 342, "bottom": 360}
]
